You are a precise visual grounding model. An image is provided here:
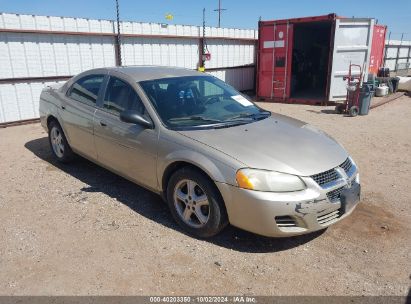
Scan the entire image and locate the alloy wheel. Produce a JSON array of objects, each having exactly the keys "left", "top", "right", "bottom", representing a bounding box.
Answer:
[
  {"left": 173, "top": 179, "right": 210, "bottom": 228},
  {"left": 50, "top": 126, "right": 65, "bottom": 158}
]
